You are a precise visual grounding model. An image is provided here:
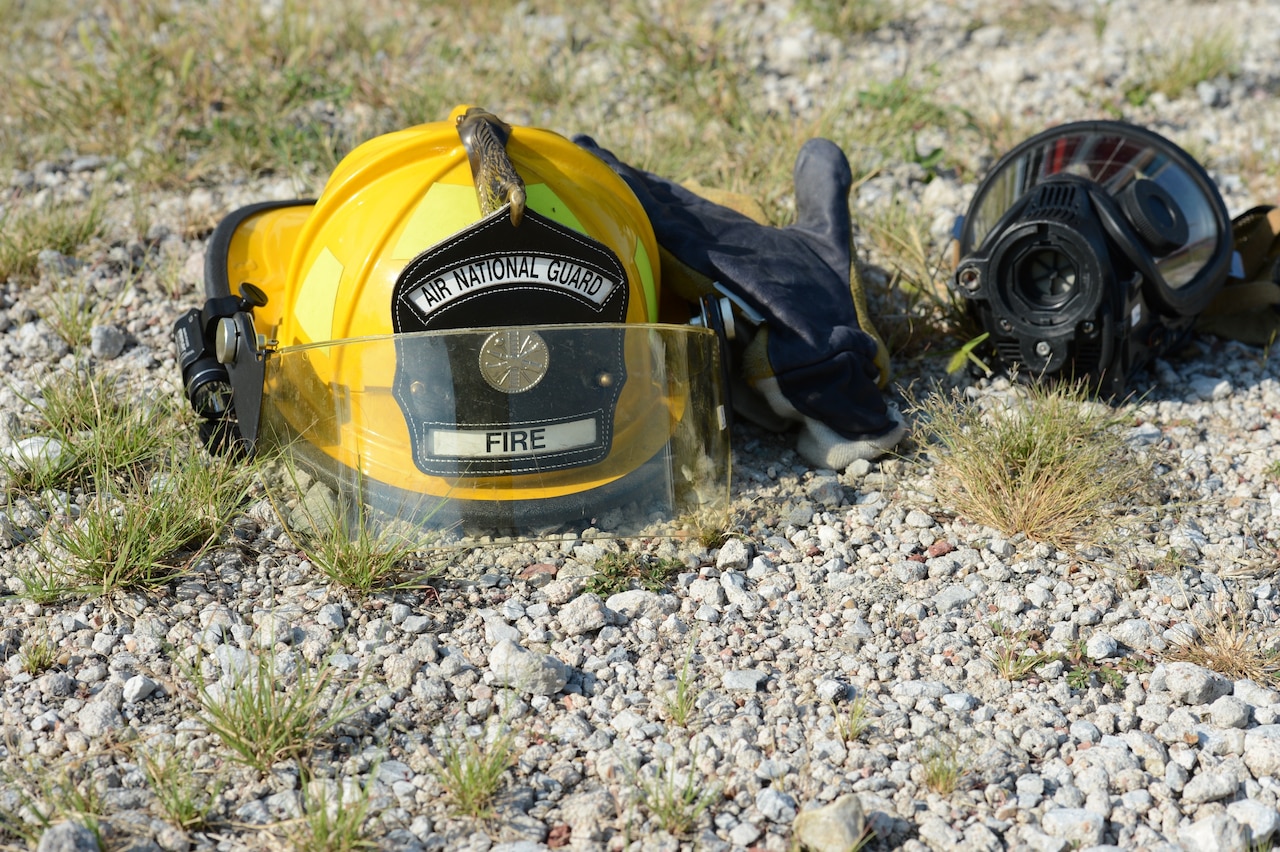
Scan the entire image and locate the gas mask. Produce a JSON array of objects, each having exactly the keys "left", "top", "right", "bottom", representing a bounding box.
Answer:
[{"left": 952, "top": 120, "right": 1235, "bottom": 396}]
